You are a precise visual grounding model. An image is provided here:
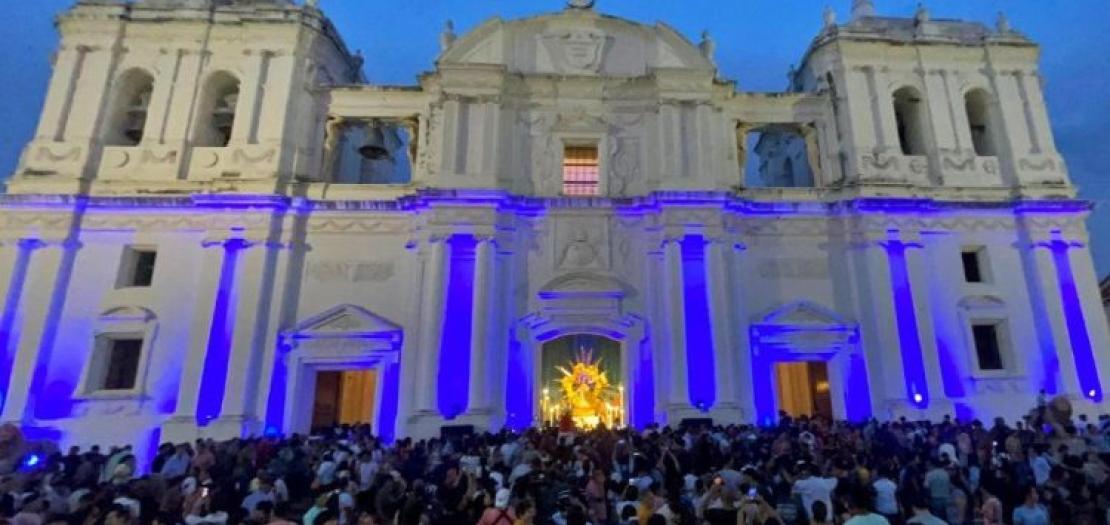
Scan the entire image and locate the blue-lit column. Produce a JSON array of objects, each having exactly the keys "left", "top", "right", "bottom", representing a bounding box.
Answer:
[
  {"left": 163, "top": 235, "right": 247, "bottom": 443},
  {"left": 0, "top": 238, "right": 46, "bottom": 419},
  {"left": 879, "top": 232, "right": 932, "bottom": 410},
  {"left": 1032, "top": 233, "right": 1105, "bottom": 402},
  {"left": 212, "top": 234, "right": 283, "bottom": 439},
  {"left": 377, "top": 356, "right": 401, "bottom": 443}
]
